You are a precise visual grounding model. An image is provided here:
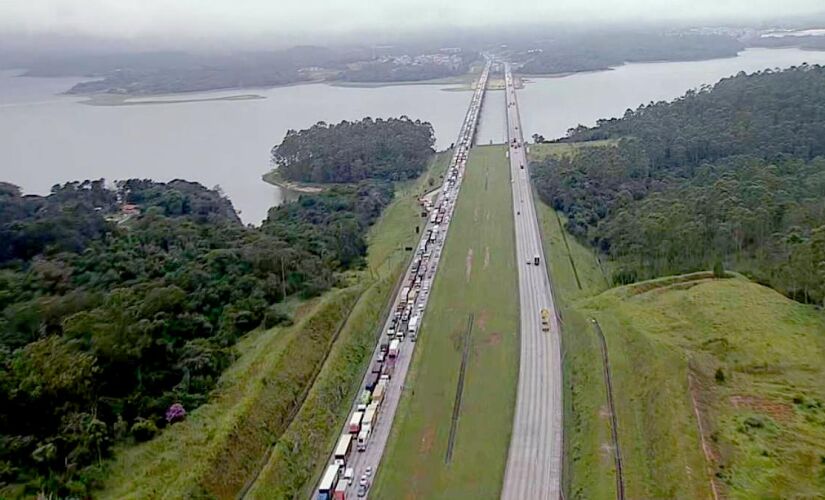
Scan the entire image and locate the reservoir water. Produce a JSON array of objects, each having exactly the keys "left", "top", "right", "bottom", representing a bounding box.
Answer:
[{"left": 2, "top": 47, "right": 825, "bottom": 223}]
